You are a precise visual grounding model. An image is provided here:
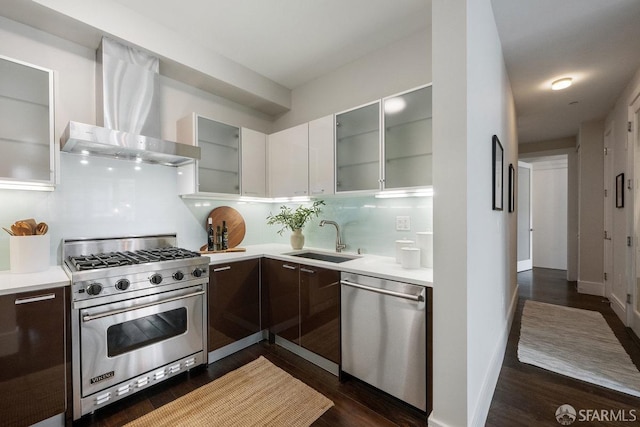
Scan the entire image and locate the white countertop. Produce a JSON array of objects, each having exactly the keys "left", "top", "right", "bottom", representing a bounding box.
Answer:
[
  {"left": 0, "top": 245, "right": 432, "bottom": 296},
  {"left": 0, "top": 266, "right": 70, "bottom": 296},
  {"left": 204, "top": 244, "right": 433, "bottom": 287}
]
